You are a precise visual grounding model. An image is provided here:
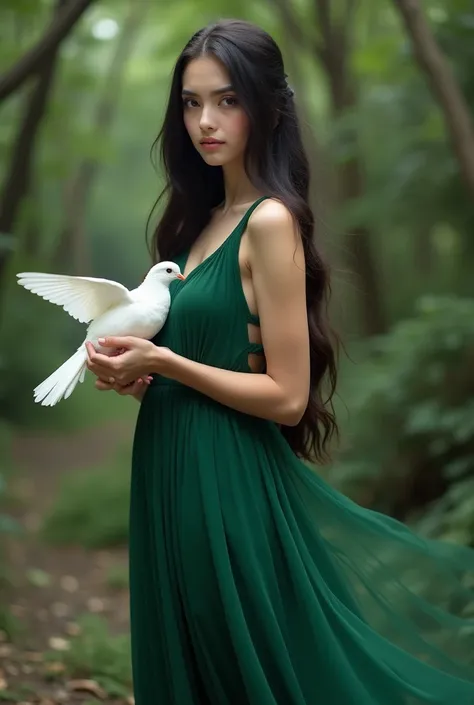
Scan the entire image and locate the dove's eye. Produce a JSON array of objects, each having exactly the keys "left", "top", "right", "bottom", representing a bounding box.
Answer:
[{"left": 166, "top": 268, "right": 172, "bottom": 273}]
